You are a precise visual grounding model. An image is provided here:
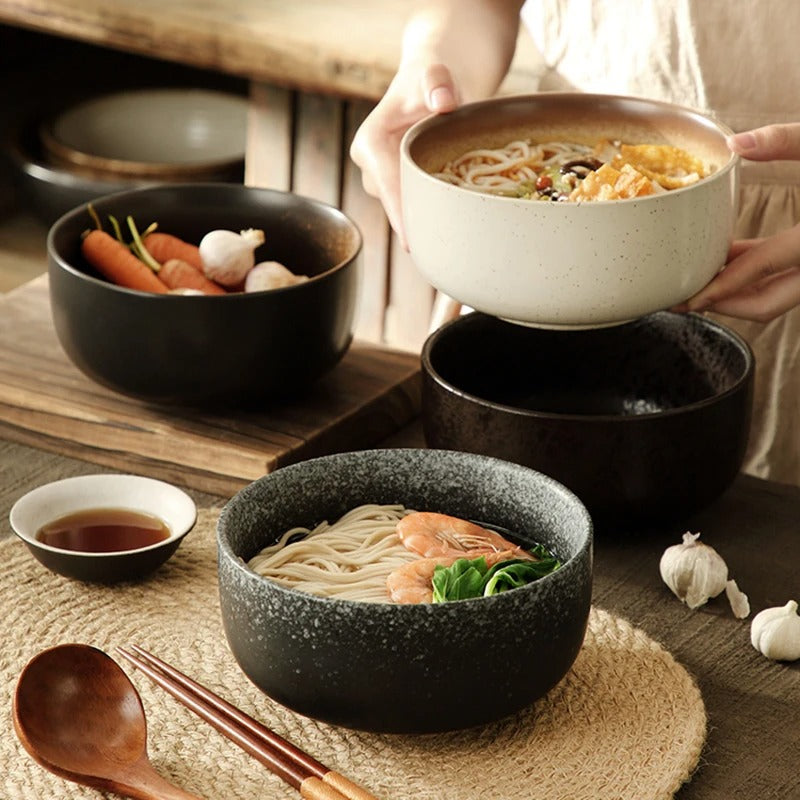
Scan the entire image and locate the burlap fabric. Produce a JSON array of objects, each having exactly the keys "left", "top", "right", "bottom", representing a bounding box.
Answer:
[{"left": 2, "top": 509, "right": 706, "bottom": 800}]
